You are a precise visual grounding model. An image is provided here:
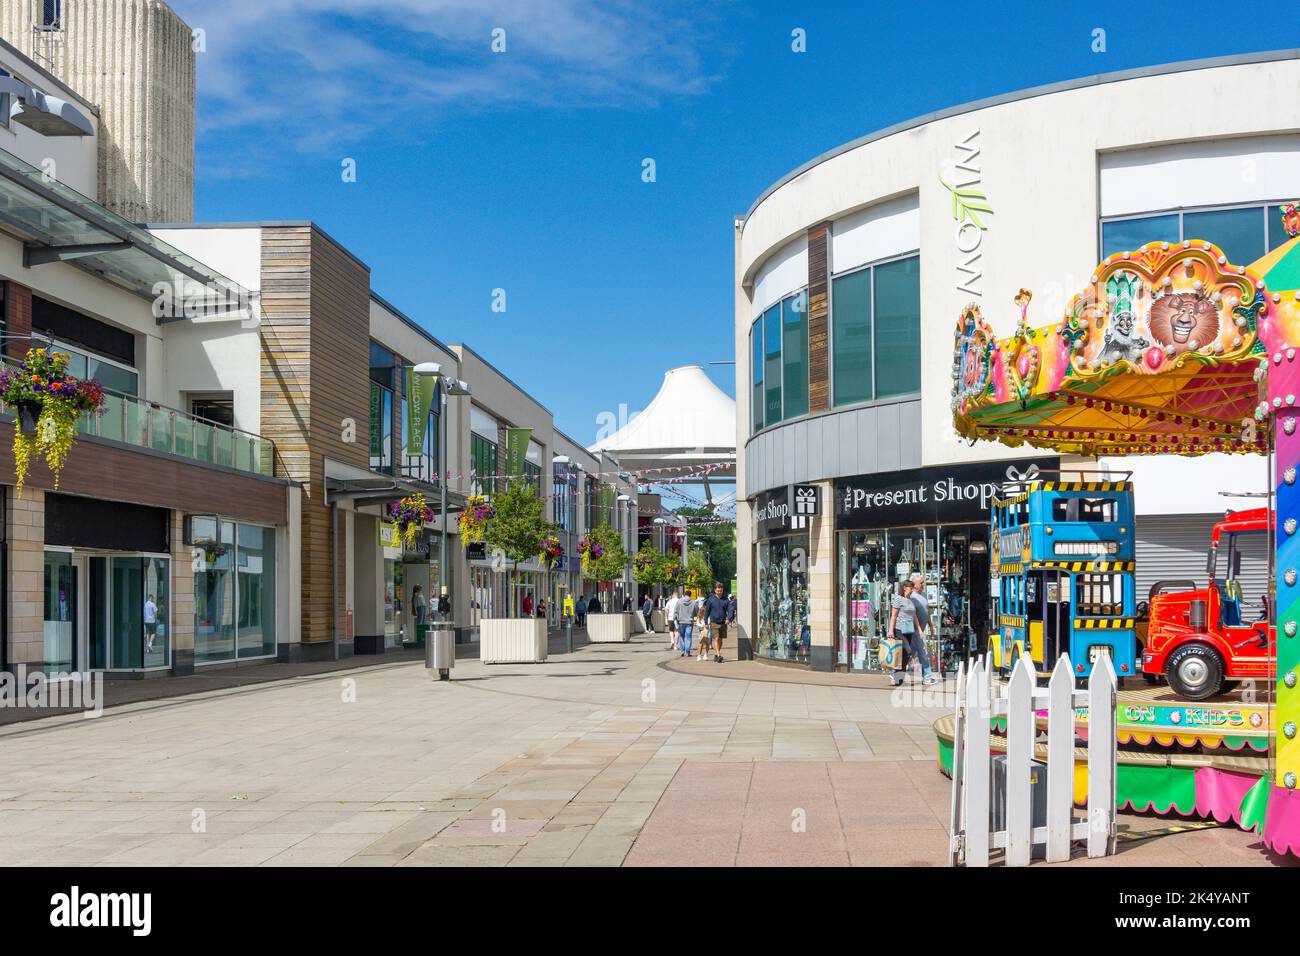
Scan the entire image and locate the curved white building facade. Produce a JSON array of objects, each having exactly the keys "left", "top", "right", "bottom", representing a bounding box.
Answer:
[{"left": 735, "top": 51, "right": 1300, "bottom": 673}]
